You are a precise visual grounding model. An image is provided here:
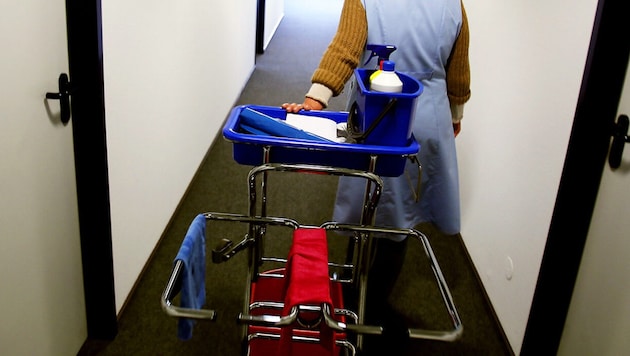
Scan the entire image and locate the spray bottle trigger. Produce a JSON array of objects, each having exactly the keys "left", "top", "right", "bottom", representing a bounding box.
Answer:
[
  {"left": 363, "top": 44, "right": 397, "bottom": 67},
  {"left": 363, "top": 51, "right": 378, "bottom": 66}
]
